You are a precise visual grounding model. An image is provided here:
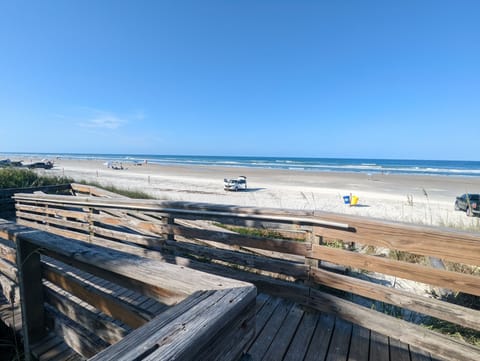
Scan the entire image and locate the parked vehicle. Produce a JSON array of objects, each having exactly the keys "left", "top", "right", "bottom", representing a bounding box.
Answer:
[
  {"left": 0, "top": 159, "right": 23, "bottom": 167},
  {"left": 224, "top": 176, "right": 247, "bottom": 191},
  {"left": 25, "top": 160, "right": 54, "bottom": 169},
  {"left": 454, "top": 193, "right": 480, "bottom": 217}
]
